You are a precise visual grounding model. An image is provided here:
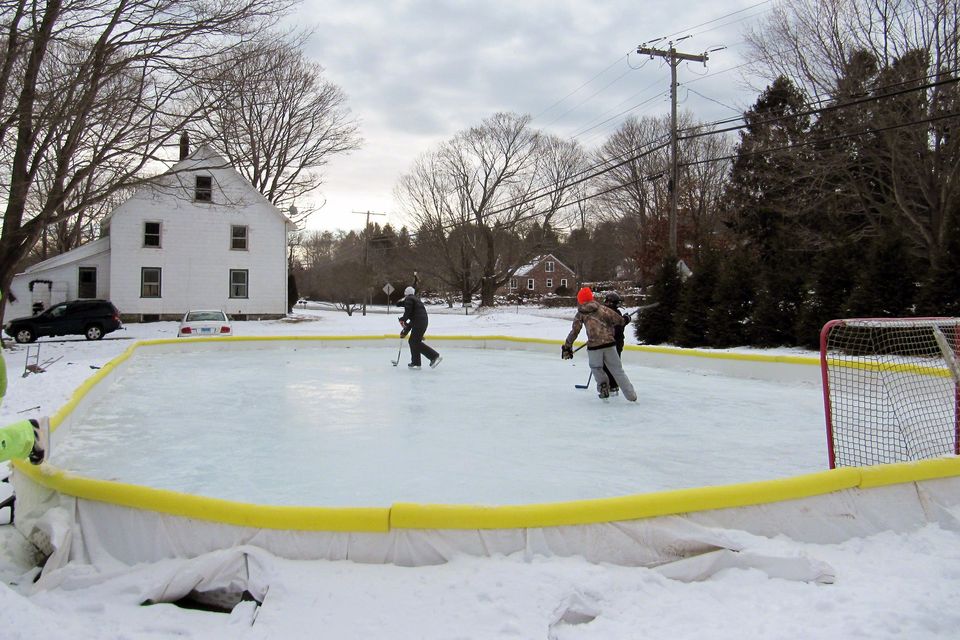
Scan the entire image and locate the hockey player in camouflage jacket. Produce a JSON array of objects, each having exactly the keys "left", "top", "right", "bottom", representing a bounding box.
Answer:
[{"left": 562, "top": 287, "right": 637, "bottom": 401}]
